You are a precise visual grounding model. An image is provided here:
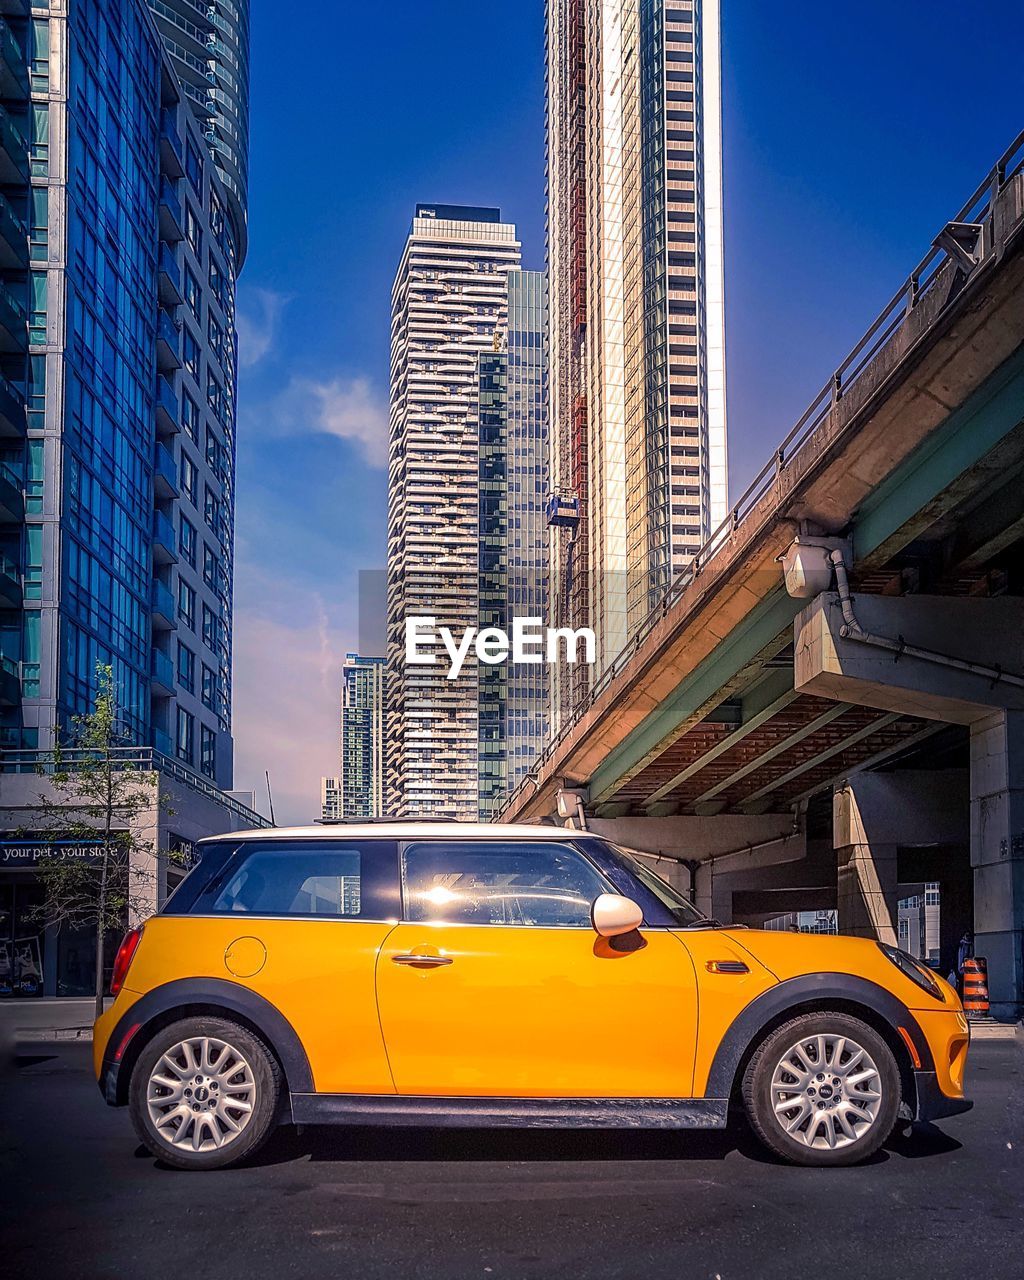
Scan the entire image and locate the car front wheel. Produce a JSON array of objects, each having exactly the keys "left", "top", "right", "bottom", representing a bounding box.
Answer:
[
  {"left": 129, "top": 1016, "right": 281, "bottom": 1170},
  {"left": 742, "top": 1011, "right": 900, "bottom": 1166}
]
